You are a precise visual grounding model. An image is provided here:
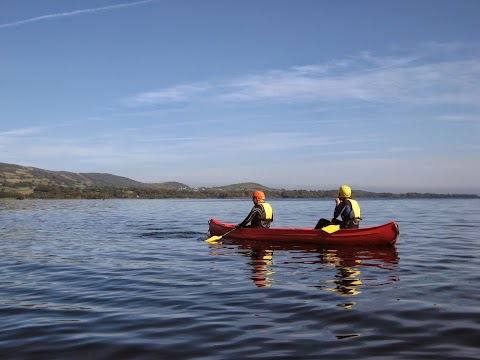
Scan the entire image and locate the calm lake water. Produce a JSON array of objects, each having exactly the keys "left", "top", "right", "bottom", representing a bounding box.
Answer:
[{"left": 0, "top": 198, "right": 479, "bottom": 359}]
